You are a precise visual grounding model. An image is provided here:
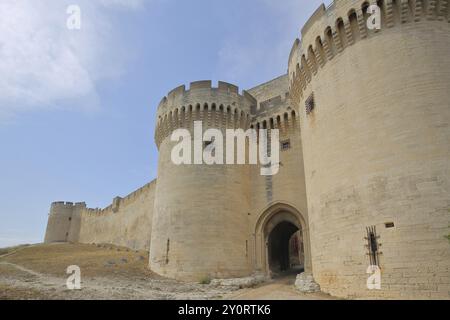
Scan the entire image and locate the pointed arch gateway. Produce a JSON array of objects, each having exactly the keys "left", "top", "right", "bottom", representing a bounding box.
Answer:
[{"left": 253, "top": 202, "right": 313, "bottom": 277}]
